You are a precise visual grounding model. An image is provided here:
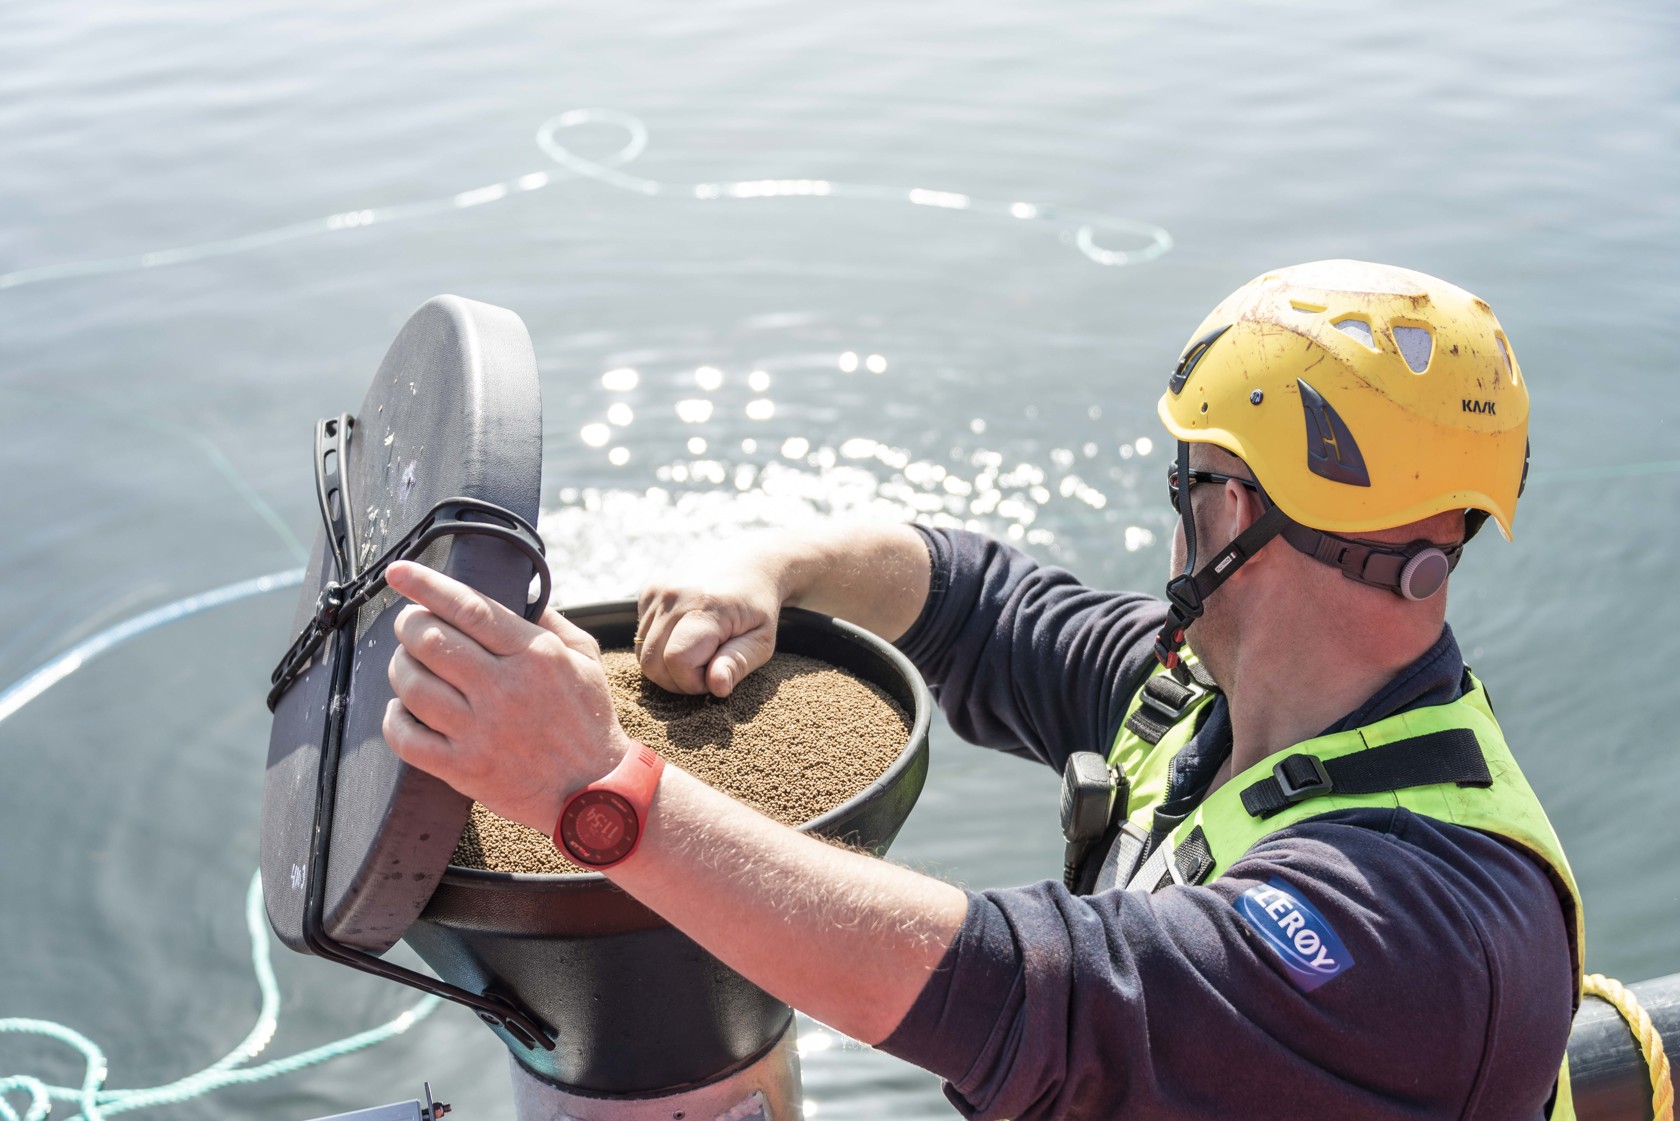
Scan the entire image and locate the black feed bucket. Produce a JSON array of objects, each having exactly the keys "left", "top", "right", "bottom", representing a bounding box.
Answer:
[
  {"left": 262, "top": 295, "right": 932, "bottom": 1099},
  {"left": 406, "top": 602, "right": 931, "bottom": 1095}
]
